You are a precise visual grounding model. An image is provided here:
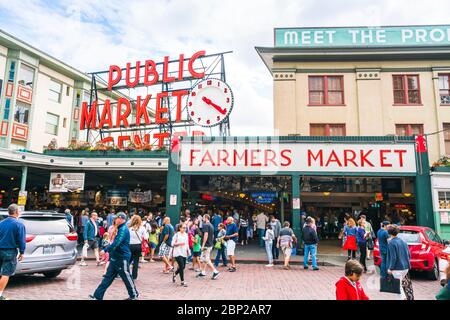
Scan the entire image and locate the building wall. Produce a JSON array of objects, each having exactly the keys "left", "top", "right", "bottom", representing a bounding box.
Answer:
[
  {"left": 273, "top": 59, "right": 450, "bottom": 163},
  {"left": 431, "top": 172, "right": 450, "bottom": 241}
]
